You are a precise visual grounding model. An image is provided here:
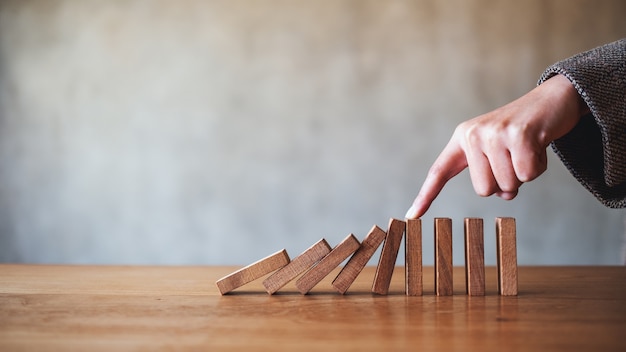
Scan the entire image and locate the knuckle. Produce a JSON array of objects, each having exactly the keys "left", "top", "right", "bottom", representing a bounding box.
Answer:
[
  {"left": 462, "top": 123, "right": 482, "bottom": 146},
  {"left": 500, "top": 184, "right": 519, "bottom": 193},
  {"left": 516, "top": 170, "right": 534, "bottom": 183},
  {"left": 499, "top": 183, "right": 517, "bottom": 193},
  {"left": 517, "top": 154, "right": 547, "bottom": 182},
  {"left": 474, "top": 183, "right": 496, "bottom": 197},
  {"left": 498, "top": 177, "right": 522, "bottom": 193},
  {"left": 506, "top": 120, "right": 531, "bottom": 137},
  {"left": 427, "top": 161, "right": 451, "bottom": 181}
]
